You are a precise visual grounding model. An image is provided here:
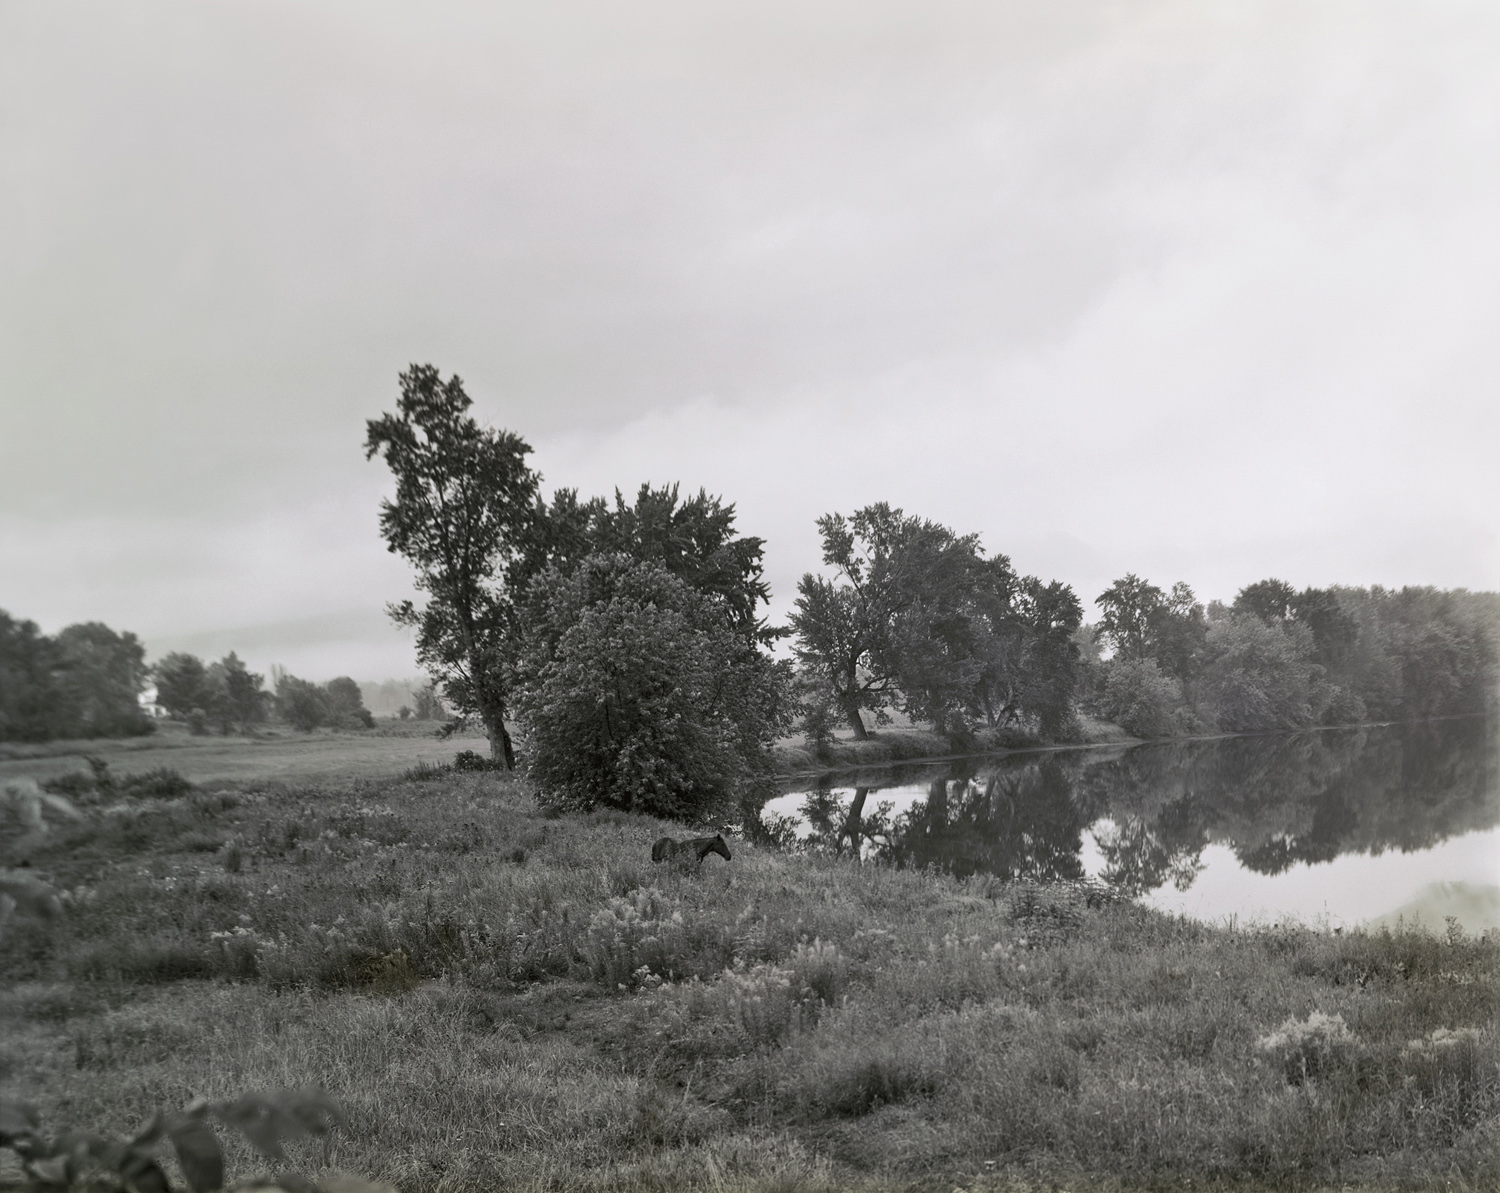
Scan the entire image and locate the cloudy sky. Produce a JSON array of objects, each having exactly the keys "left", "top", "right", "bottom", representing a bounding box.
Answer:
[{"left": 2, "top": 0, "right": 1496, "bottom": 682}]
